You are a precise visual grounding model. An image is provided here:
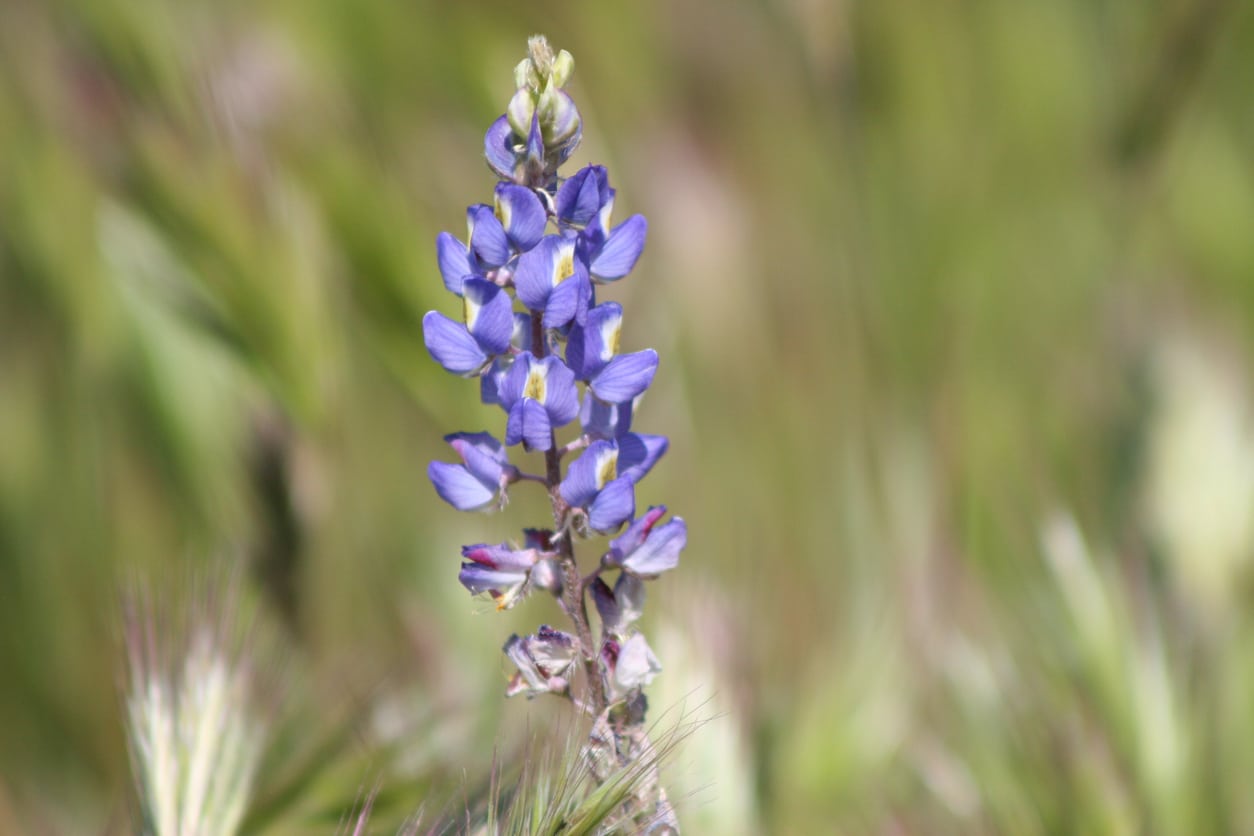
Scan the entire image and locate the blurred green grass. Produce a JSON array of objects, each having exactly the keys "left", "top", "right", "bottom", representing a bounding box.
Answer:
[{"left": 3, "top": 0, "right": 1254, "bottom": 831}]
